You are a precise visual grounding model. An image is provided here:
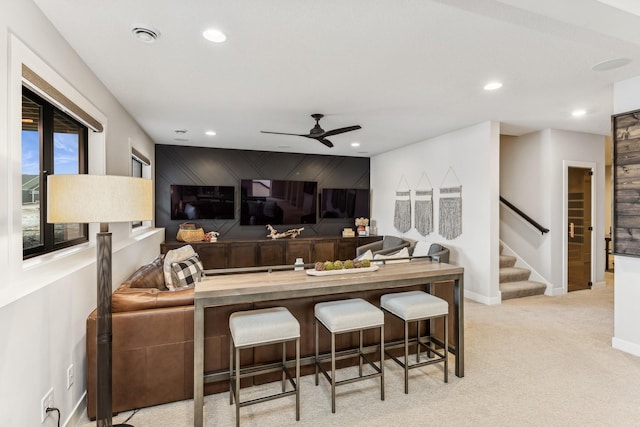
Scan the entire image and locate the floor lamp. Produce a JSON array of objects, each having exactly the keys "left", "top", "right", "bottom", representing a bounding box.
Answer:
[{"left": 48, "top": 174, "right": 153, "bottom": 427}]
